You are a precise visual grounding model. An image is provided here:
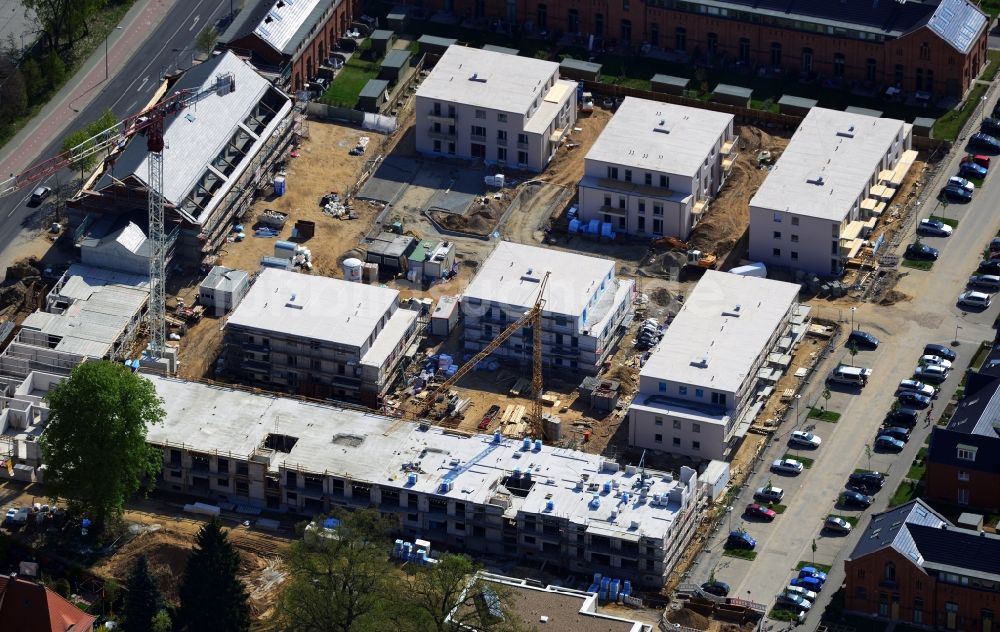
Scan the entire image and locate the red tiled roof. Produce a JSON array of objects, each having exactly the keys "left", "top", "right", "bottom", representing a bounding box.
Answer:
[{"left": 0, "top": 574, "right": 97, "bottom": 632}]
